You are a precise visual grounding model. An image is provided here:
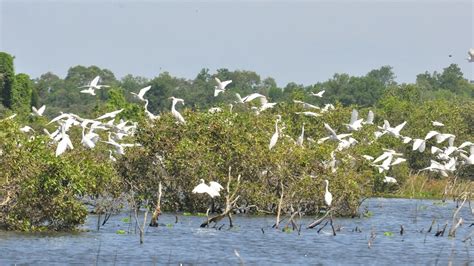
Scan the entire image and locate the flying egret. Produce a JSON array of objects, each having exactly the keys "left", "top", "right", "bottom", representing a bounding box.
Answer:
[
  {"left": 80, "top": 76, "right": 109, "bottom": 90},
  {"left": 324, "top": 180, "right": 333, "bottom": 207},
  {"left": 467, "top": 48, "right": 474, "bottom": 63},
  {"left": 31, "top": 105, "right": 46, "bottom": 116},
  {"left": 345, "top": 109, "right": 364, "bottom": 131},
  {"left": 96, "top": 109, "right": 124, "bottom": 120},
  {"left": 295, "top": 111, "right": 321, "bottom": 118},
  {"left": 192, "top": 179, "right": 222, "bottom": 198},
  {"left": 432, "top": 121, "right": 444, "bottom": 127},
  {"left": 379, "top": 120, "right": 407, "bottom": 138},
  {"left": 56, "top": 130, "right": 73, "bottom": 156},
  {"left": 318, "top": 123, "right": 352, "bottom": 144},
  {"left": 293, "top": 100, "right": 320, "bottom": 110},
  {"left": 311, "top": 90, "right": 325, "bottom": 97},
  {"left": 214, "top": 77, "right": 232, "bottom": 97},
  {"left": 412, "top": 139, "right": 426, "bottom": 153},
  {"left": 365, "top": 110, "right": 374, "bottom": 125},
  {"left": 130, "top": 85, "right": 151, "bottom": 102},
  {"left": 169, "top": 97, "right": 186, "bottom": 124}
]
